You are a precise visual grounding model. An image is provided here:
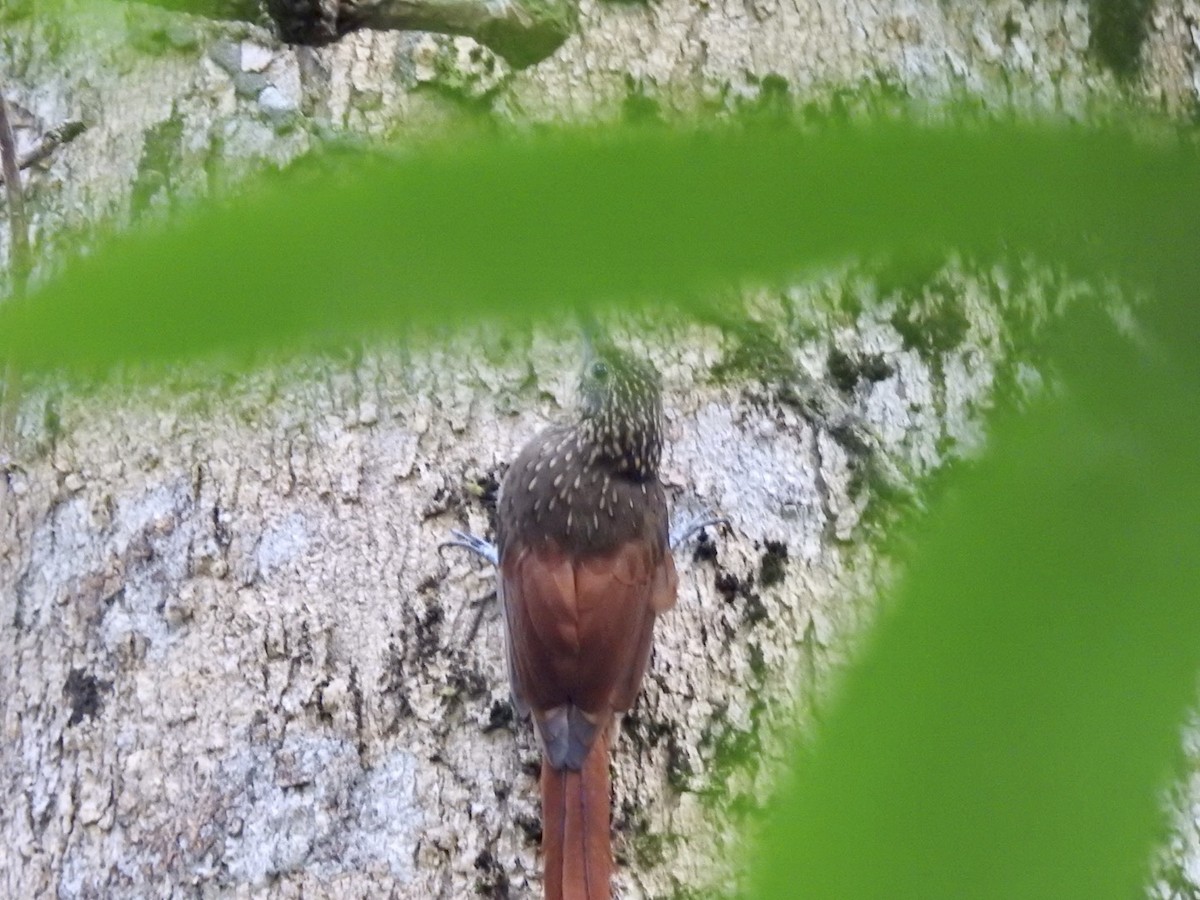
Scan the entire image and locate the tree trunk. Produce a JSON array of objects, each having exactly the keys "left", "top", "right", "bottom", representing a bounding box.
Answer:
[{"left": 2, "top": 1, "right": 1199, "bottom": 897}]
